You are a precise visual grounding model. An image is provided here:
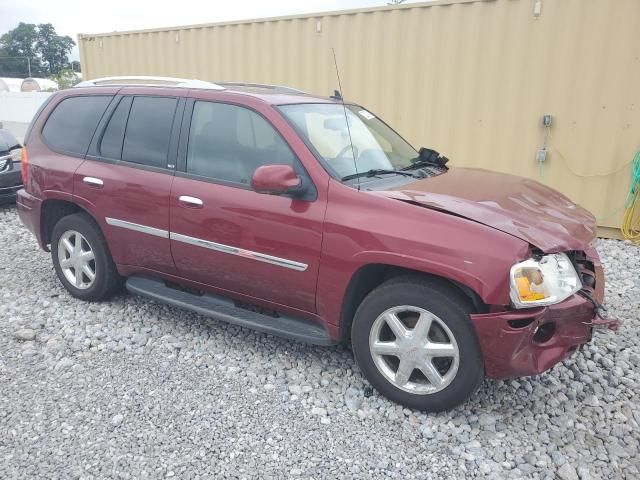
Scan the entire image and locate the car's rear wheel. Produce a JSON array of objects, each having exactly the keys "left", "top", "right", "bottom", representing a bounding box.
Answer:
[
  {"left": 351, "top": 277, "right": 484, "bottom": 411},
  {"left": 51, "top": 213, "right": 122, "bottom": 301}
]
